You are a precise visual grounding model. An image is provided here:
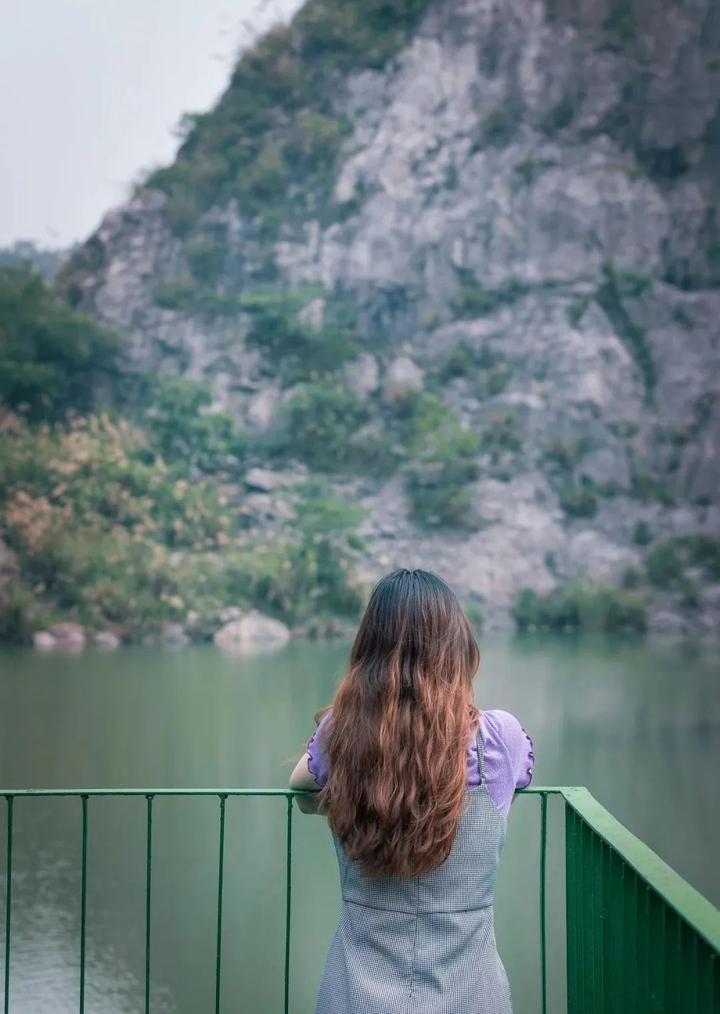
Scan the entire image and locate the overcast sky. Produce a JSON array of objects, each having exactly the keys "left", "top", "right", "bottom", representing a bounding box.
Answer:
[{"left": 0, "top": 0, "right": 303, "bottom": 249}]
